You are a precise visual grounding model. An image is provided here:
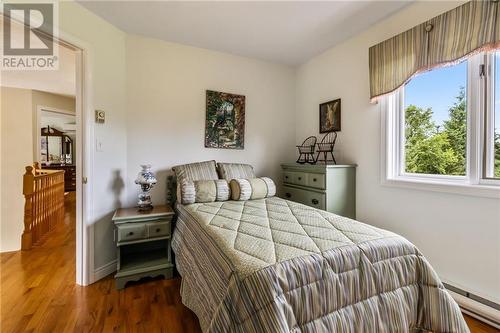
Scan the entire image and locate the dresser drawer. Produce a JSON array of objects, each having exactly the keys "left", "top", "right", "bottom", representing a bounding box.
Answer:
[
  {"left": 304, "top": 191, "right": 326, "bottom": 210},
  {"left": 147, "top": 221, "right": 171, "bottom": 238},
  {"left": 283, "top": 186, "right": 326, "bottom": 210},
  {"left": 283, "top": 186, "right": 307, "bottom": 203},
  {"left": 117, "top": 224, "right": 146, "bottom": 242},
  {"left": 283, "top": 171, "right": 294, "bottom": 183},
  {"left": 283, "top": 171, "right": 307, "bottom": 186},
  {"left": 306, "top": 173, "right": 326, "bottom": 189}
]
